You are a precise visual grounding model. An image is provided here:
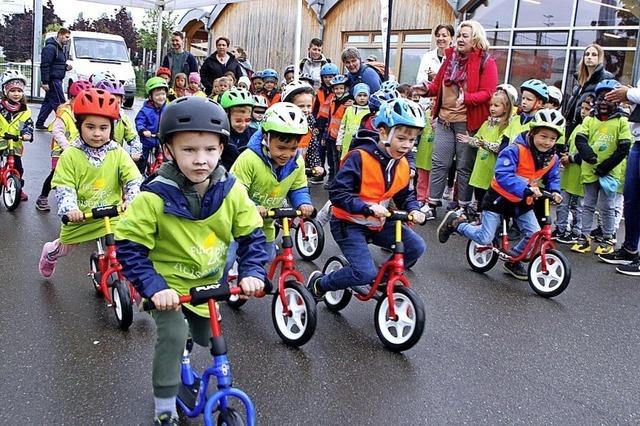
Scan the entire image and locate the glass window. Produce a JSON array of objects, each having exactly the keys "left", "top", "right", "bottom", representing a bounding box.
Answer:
[
  {"left": 74, "top": 38, "right": 130, "bottom": 62},
  {"left": 404, "top": 34, "right": 431, "bottom": 43},
  {"left": 347, "top": 35, "right": 369, "bottom": 43},
  {"left": 486, "top": 31, "right": 511, "bottom": 47},
  {"left": 357, "top": 48, "right": 397, "bottom": 69},
  {"left": 399, "top": 48, "right": 428, "bottom": 84},
  {"left": 373, "top": 34, "right": 399, "bottom": 44},
  {"left": 466, "top": 0, "right": 515, "bottom": 30},
  {"left": 509, "top": 49, "right": 566, "bottom": 90},
  {"left": 489, "top": 49, "right": 509, "bottom": 83},
  {"left": 567, "top": 48, "right": 636, "bottom": 89},
  {"left": 575, "top": 0, "right": 639, "bottom": 27},
  {"left": 514, "top": 31, "right": 569, "bottom": 46},
  {"left": 516, "top": 0, "right": 573, "bottom": 28},
  {"left": 571, "top": 29, "right": 638, "bottom": 48}
]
